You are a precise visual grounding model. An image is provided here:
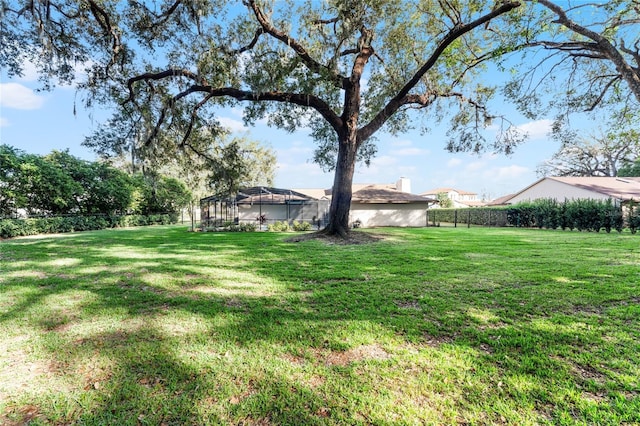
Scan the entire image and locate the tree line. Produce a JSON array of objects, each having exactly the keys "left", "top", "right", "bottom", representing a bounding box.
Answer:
[{"left": 0, "top": 145, "right": 191, "bottom": 219}]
